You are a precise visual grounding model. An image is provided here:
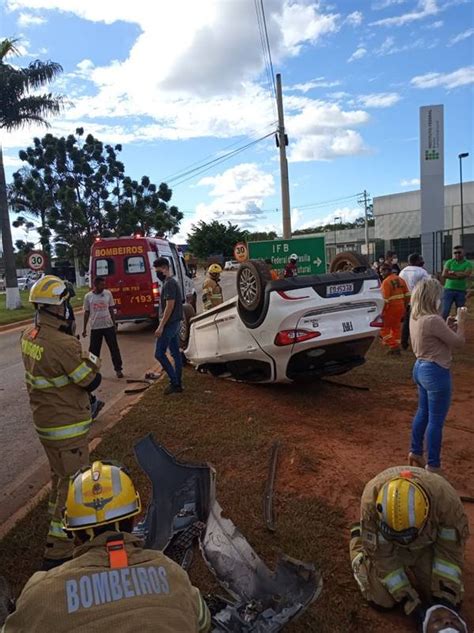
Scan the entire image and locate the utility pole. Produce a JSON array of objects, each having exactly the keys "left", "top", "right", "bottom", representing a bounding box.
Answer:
[
  {"left": 458, "top": 152, "right": 469, "bottom": 245},
  {"left": 276, "top": 73, "right": 291, "bottom": 239},
  {"left": 358, "top": 190, "right": 371, "bottom": 262}
]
